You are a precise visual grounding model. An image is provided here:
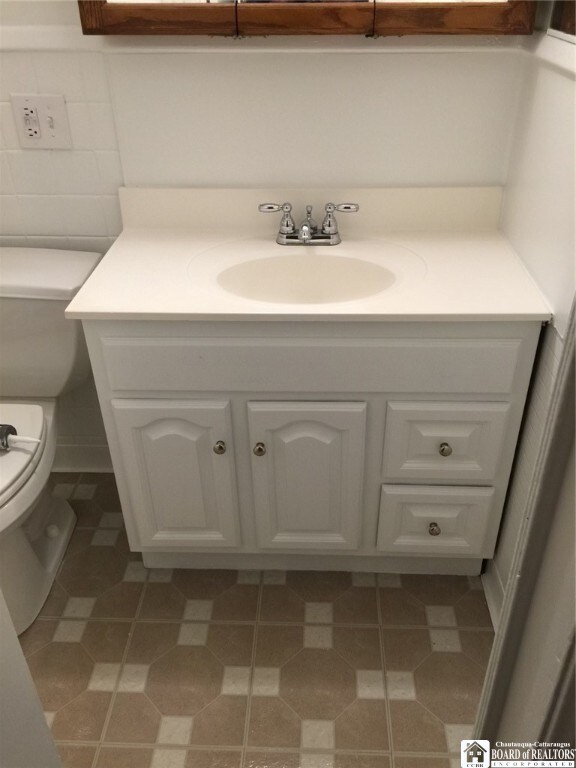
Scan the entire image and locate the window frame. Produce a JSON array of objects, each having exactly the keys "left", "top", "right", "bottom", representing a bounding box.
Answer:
[{"left": 77, "top": 0, "right": 536, "bottom": 37}]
